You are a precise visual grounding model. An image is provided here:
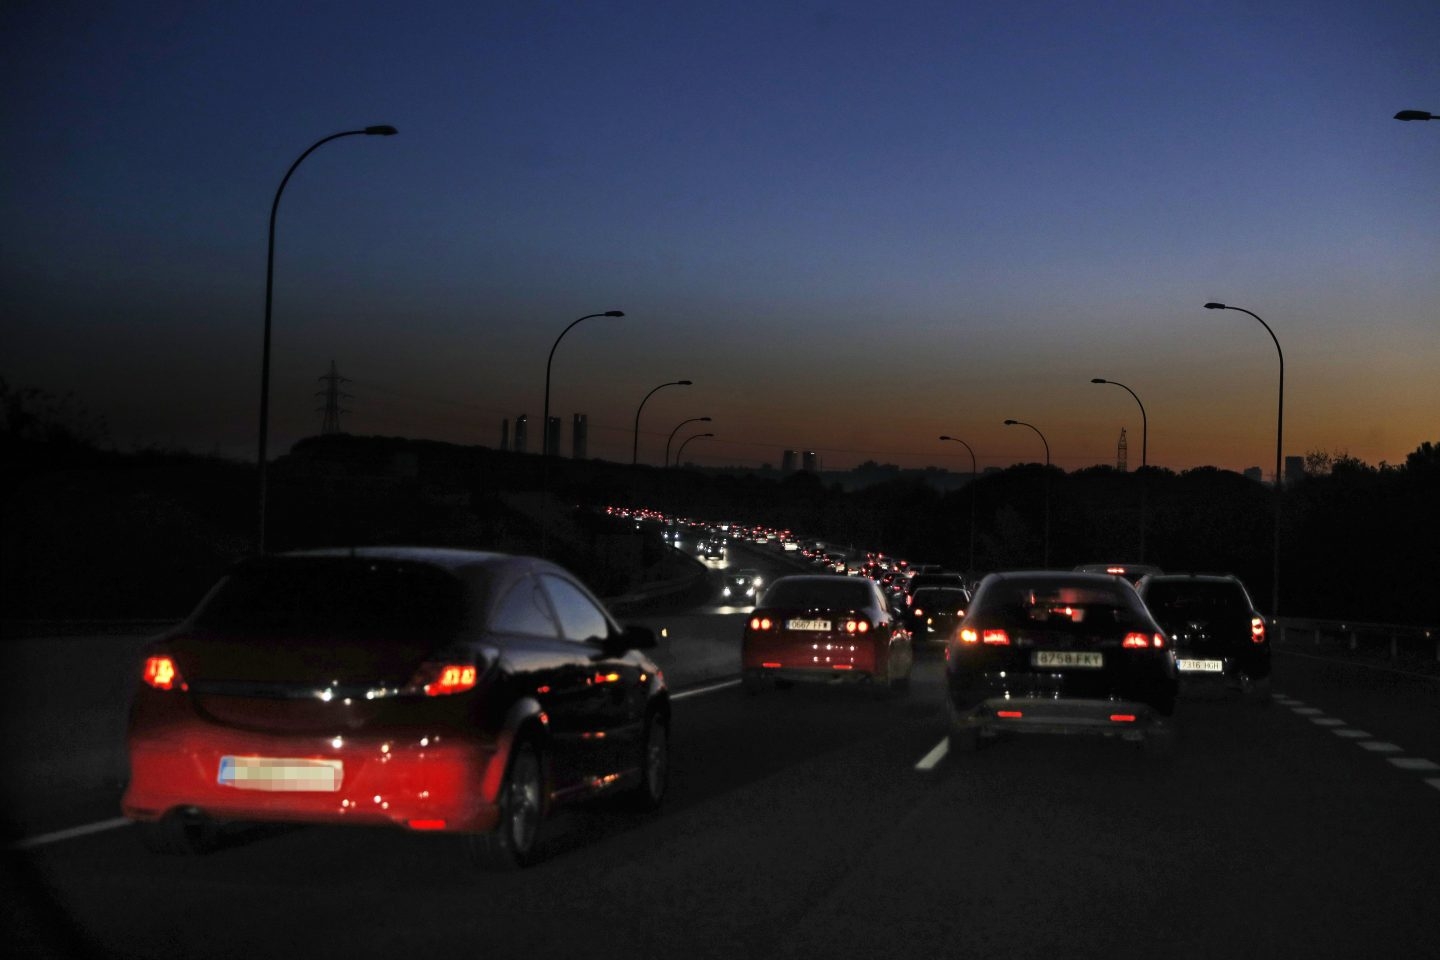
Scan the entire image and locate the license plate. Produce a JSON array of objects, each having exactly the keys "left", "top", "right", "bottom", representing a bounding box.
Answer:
[
  {"left": 1032, "top": 651, "right": 1103, "bottom": 669},
  {"left": 1177, "top": 658, "right": 1224, "bottom": 673},
  {"left": 786, "top": 618, "right": 833, "bottom": 631},
  {"left": 218, "top": 756, "right": 343, "bottom": 792}
]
